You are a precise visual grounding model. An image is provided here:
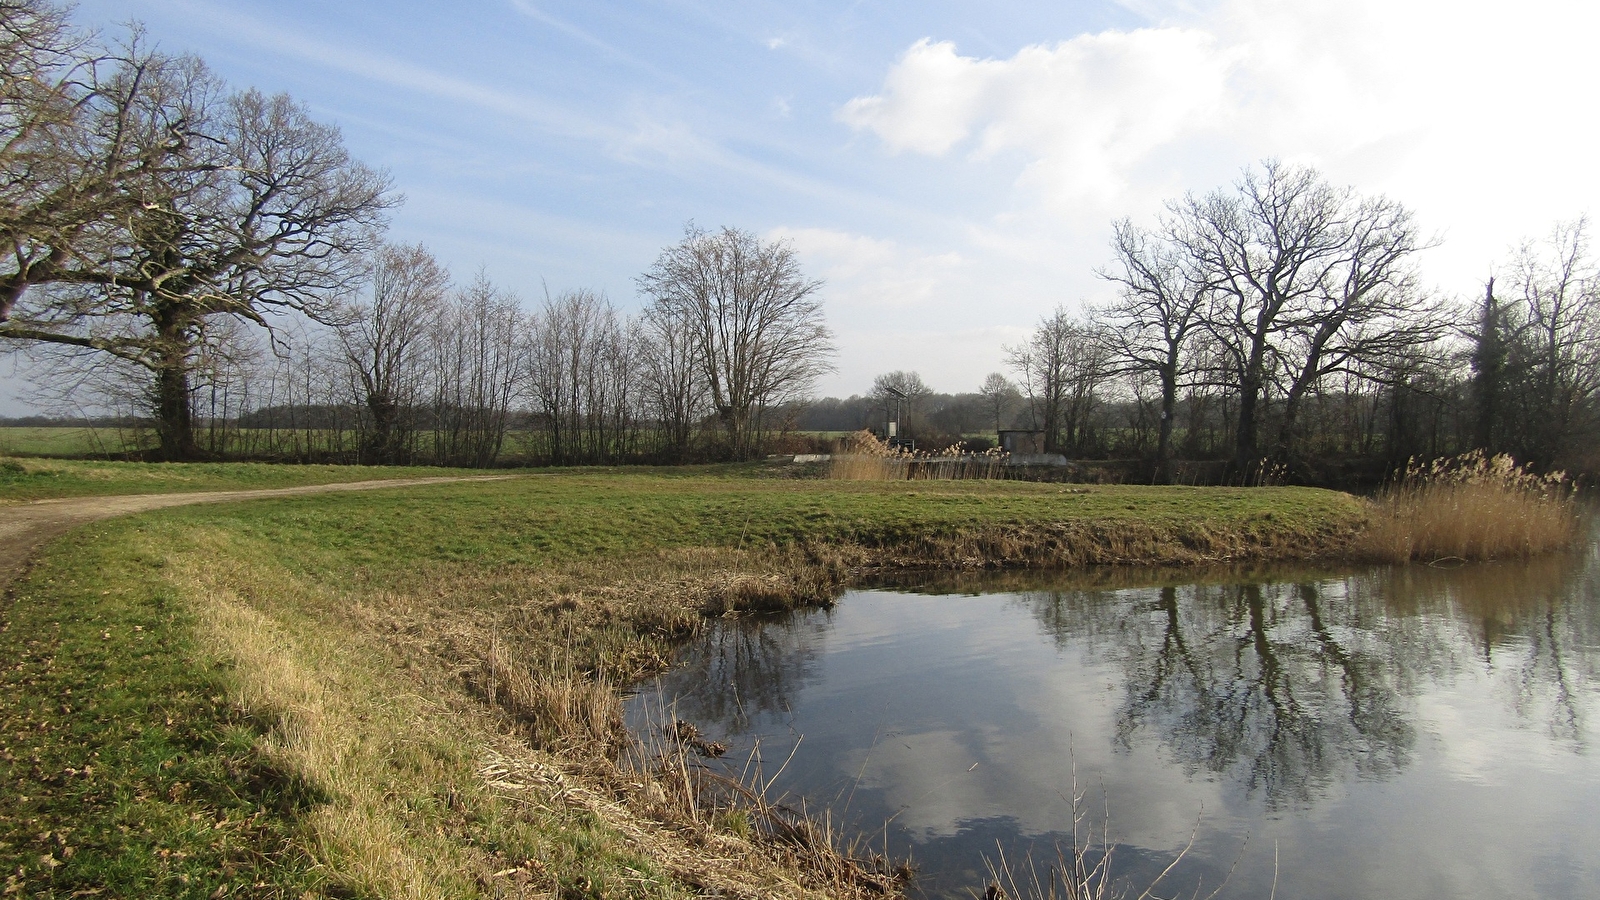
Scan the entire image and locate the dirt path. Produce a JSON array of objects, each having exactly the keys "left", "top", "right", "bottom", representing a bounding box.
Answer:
[{"left": 0, "top": 475, "right": 521, "bottom": 591}]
